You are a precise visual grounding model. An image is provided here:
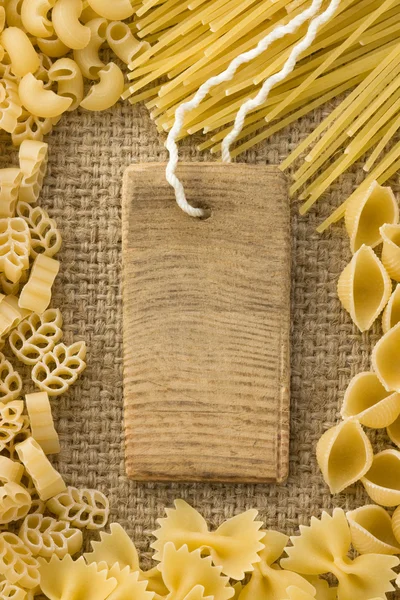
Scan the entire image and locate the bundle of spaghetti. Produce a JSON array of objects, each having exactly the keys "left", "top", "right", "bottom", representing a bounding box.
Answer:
[
  {"left": 125, "top": 0, "right": 400, "bottom": 154},
  {"left": 280, "top": 38, "right": 400, "bottom": 232}
]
